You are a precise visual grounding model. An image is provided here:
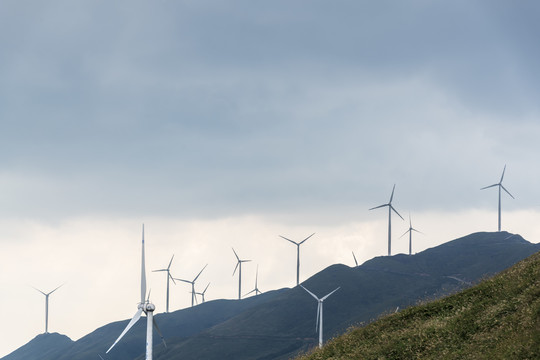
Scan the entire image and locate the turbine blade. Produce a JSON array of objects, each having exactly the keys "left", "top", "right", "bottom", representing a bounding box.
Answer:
[
  {"left": 480, "top": 184, "right": 498, "bottom": 190},
  {"left": 389, "top": 184, "right": 396, "bottom": 203},
  {"left": 369, "top": 203, "right": 388, "bottom": 211},
  {"left": 31, "top": 286, "right": 47, "bottom": 296},
  {"left": 500, "top": 164, "right": 507, "bottom": 183},
  {"left": 321, "top": 287, "right": 340, "bottom": 301},
  {"left": 153, "top": 269, "right": 167, "bottom": 272},
  {"left": 299, "top": 233, "right": 315, "bottom": 245},
  {"left": 300, "top": 285, "right": 319, "bottom": 301},
  {"left": 412, "top": 228, "right": 423, "bottom": 234},
  {"left": 501, "top": 185, "right": 515, "bottom": 199},
  {"left": 193, "top": 264, "right": 208, "bottom": 282},
  {"left": 244, "top": 289, "right": 256, "bottom": 297},
  {"left": 232, "top": 248, "right": 240, "bottom": 261},
  {"left": 153, "top": 318, "right": 167, "bottom": 348},
  {"left": 48, "top": 284, "right": 64, "bottom": 295},
  {"left": 352, "top": 251, "right": 358, "bottom": 267},
  {"left": 169, "top": 273, "right": 177, "bottom": 285},
  {"left": 173, "top": 278, "right": 192, "bottom": 284},
  {"left": 232, "top": 262, "right": 239, "bottom": 276},
  {"left": 399, "top": 229, "right": 410, "bottom": 238},
  {"left": 391, "top": 206, "right": 405, "bottom": 220},
  {"left": 280, "top": 235, "right": 299, "bottom": 245},
  {"left": 167, "top": 254, "right": 175, "bottom": 270},
  {"left": 141, "top": 224, "right": 147, "bottom": 304},
  {"left": 106, "top": 308, "right": 143, "bottom": 354},
  {"left": 202, "top": 282, "right": 210, "bottom": 294}
]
